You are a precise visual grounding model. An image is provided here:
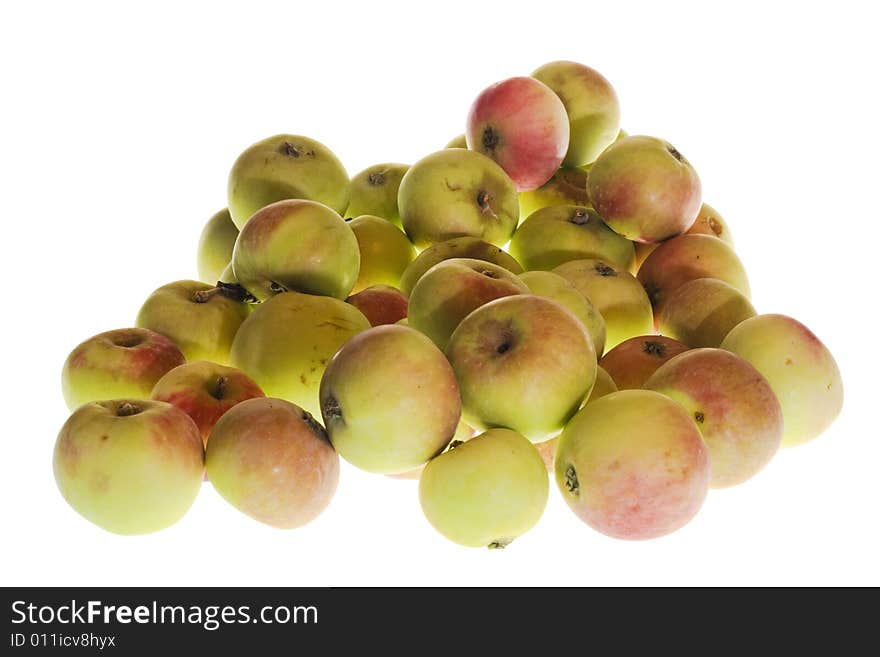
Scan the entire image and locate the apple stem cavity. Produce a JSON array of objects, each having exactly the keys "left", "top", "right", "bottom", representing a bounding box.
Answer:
[
  {"left": 563, "top": 464, "right": 579, "bottom": 495},
  {"left": 594, "top": 262, "right": 616, "bottom": 277},
  {"left": 481, "top": 125, "right": 500, "bottom": 154},
  {"left": 279, "top": 141, "right": 314, "bottom": 159},
  {"left": 570, "top": 209, "right": 590, "bottom": 225},
  {"left": 643, "top": 341, "right": 667, "bottom": 358},
  {"left": 367, "top": 170, "right": 387, "bottom": 186},
  {"left": 115, "top": 402, "right": 142, "bottom": 417},
  {"left": 211, "top": 376, "right": 227, "bottom": 400},
  {"left": 487, "top": 537, "right": 513, "bottom": 549},
  {"left": 321, "top": 395, "right": 344, "bottom": 426},
  {"left": 193, "top": 283, "right": 258, "bottom": 304}
]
